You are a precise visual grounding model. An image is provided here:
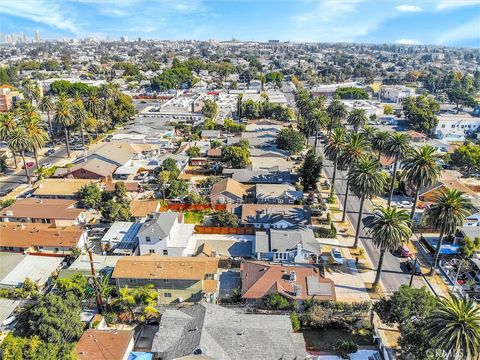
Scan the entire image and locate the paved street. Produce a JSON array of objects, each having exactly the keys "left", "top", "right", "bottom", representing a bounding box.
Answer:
[{"left": 312, "top": 136, "right": 428, "bottom": 294}]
